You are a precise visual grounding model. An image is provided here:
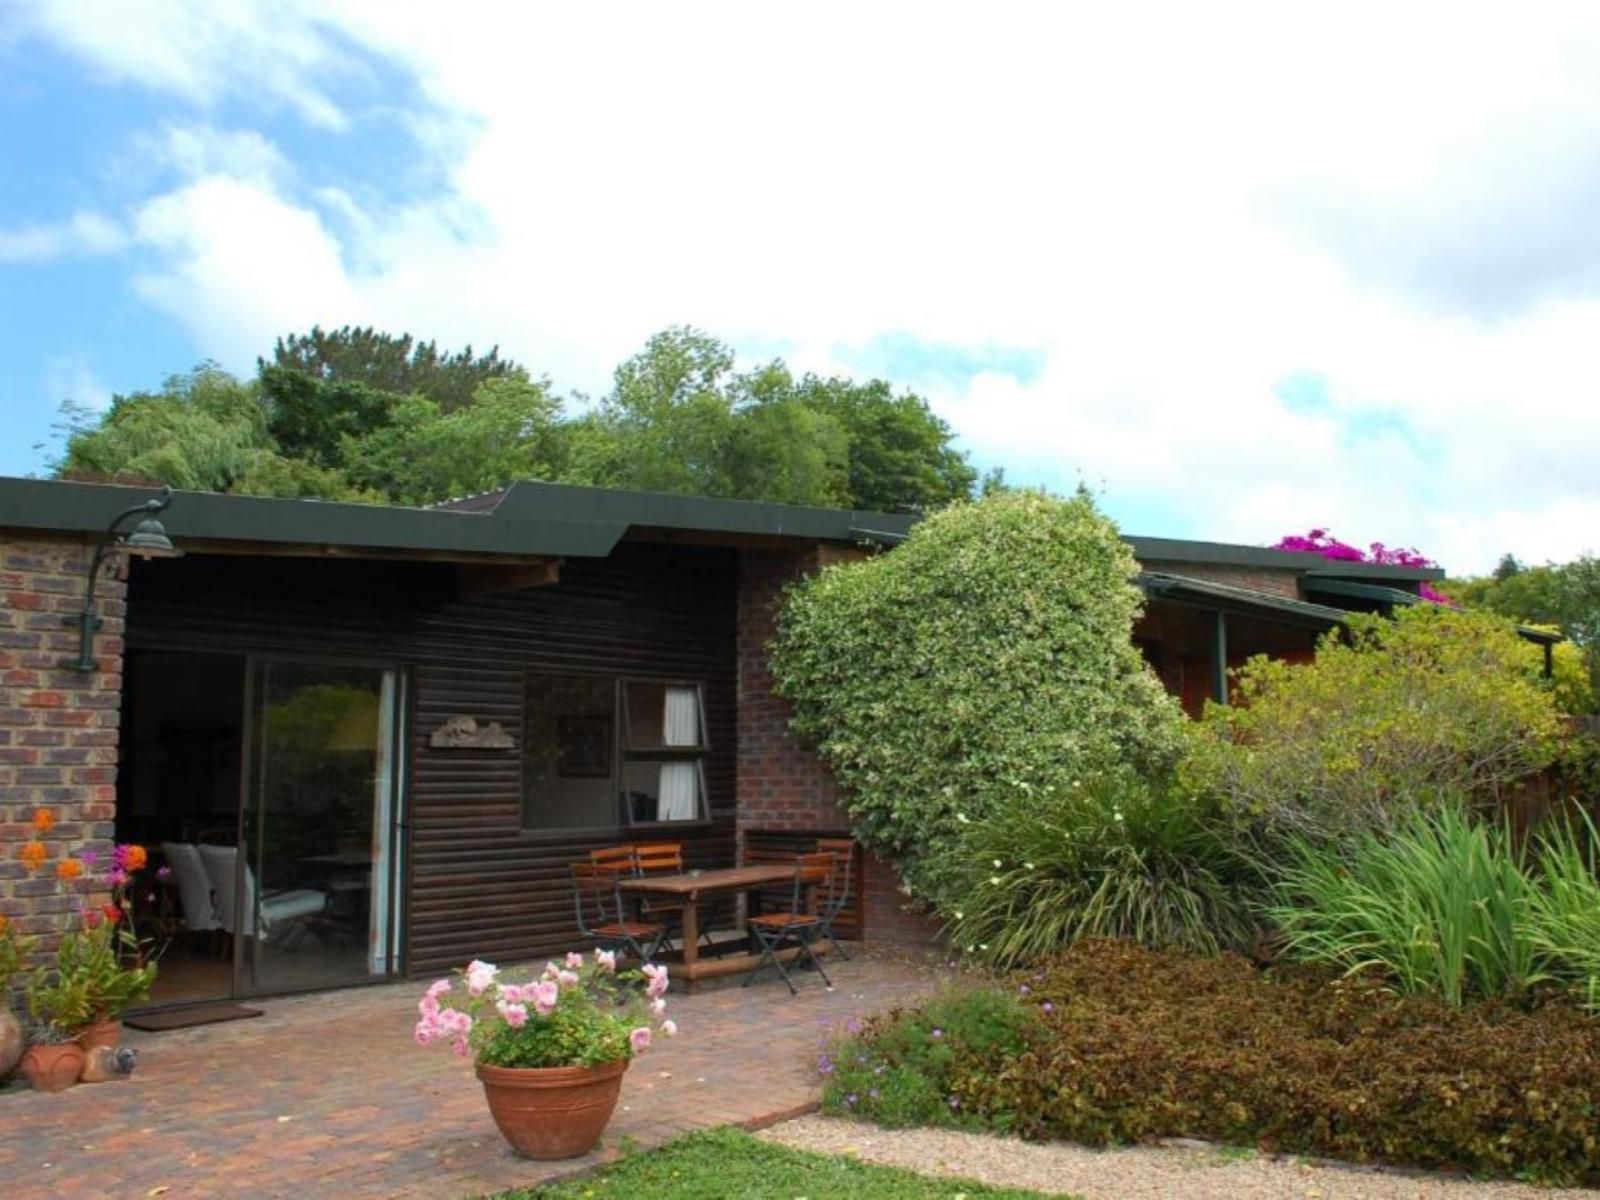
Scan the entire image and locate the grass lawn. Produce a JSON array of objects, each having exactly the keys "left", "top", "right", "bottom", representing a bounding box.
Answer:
[{"left": 497, "top": 1126, "right": 1056, "bottom": 1199}]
